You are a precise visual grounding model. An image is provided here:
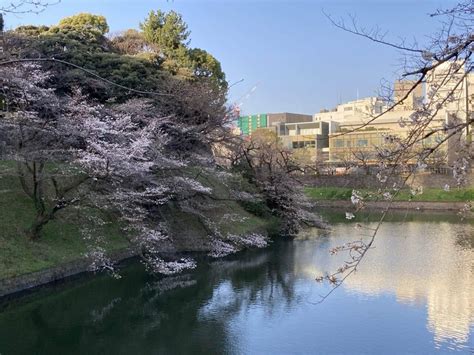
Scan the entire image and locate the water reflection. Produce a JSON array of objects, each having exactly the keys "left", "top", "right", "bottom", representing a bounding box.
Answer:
[
  {"left": 0, "top": 213, "right": 472, "bottom": 354},
  {"left": 300, "top": 219, "right": 474, "bottom": 351}
]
